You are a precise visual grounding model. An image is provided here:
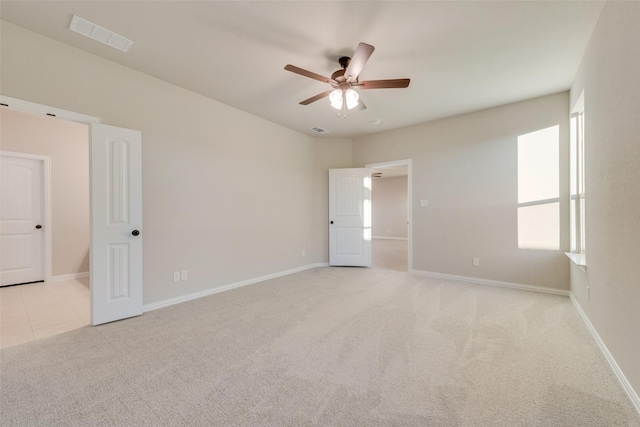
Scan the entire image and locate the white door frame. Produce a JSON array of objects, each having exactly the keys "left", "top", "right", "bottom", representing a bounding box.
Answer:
[
  {"left": 1, "top": 95, "right": 106, "bottom": 304},
  {"left": 366, "top": 159, "right": 413, "bottom": 272},
  {"left": 1, "top": 96, "right": 101, "bottom": 283},
  {"left": 0, "top": 96, "right": 101, "bottom": 125},
  {"left": 0, "top": 150, "right": 52, "bottom": 283}
]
